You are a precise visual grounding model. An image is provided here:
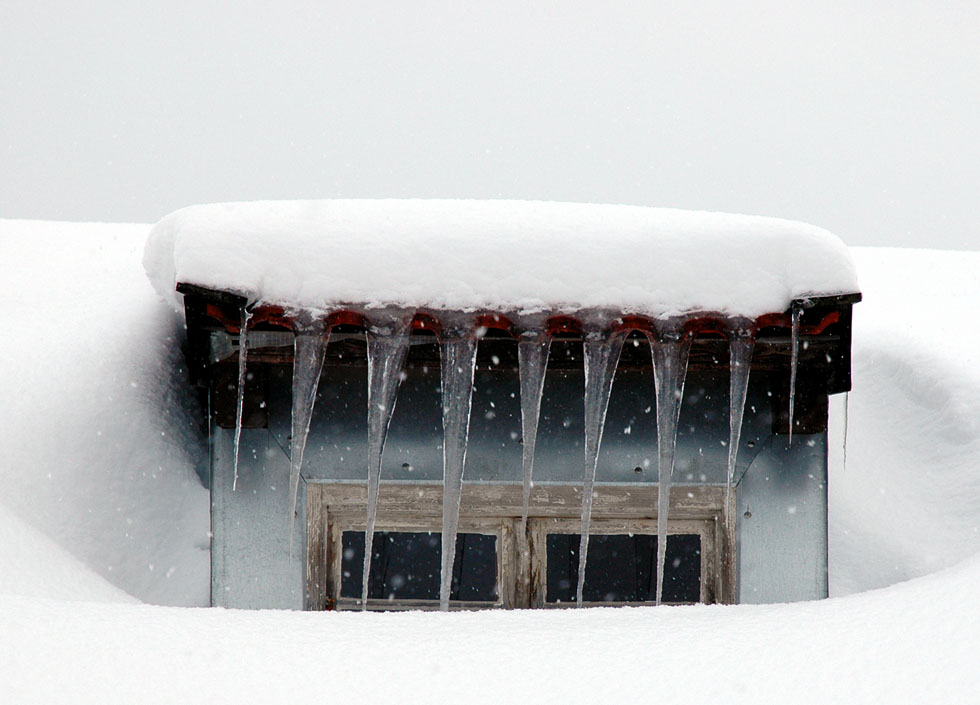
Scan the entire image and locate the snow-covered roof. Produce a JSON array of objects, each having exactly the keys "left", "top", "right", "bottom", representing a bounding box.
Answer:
[{"left": 144, "top": 199, "right": 859, "bottom": 318}]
